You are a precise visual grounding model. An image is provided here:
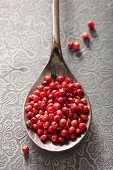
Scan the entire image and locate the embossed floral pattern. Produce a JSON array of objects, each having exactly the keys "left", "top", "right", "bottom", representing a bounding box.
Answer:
[{"left": 0, "top": 0, "right": 113, "bottom": 169}]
